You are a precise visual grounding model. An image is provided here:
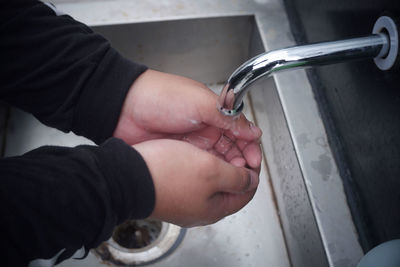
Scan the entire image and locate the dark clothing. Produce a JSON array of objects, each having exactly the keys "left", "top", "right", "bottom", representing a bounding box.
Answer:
[{"left": 1, "top": 1, "right": 155, "bottom": 266}]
